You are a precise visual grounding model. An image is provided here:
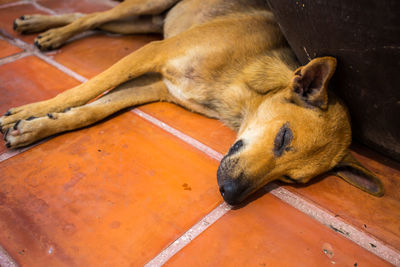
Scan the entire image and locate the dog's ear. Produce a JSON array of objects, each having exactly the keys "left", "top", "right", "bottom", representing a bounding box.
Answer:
[
  {"left": 332, "top": 152, "right": 384, "bottom": 197},
  {"left": 291, "top": 57, "right": 337, "bottom": 109}
]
